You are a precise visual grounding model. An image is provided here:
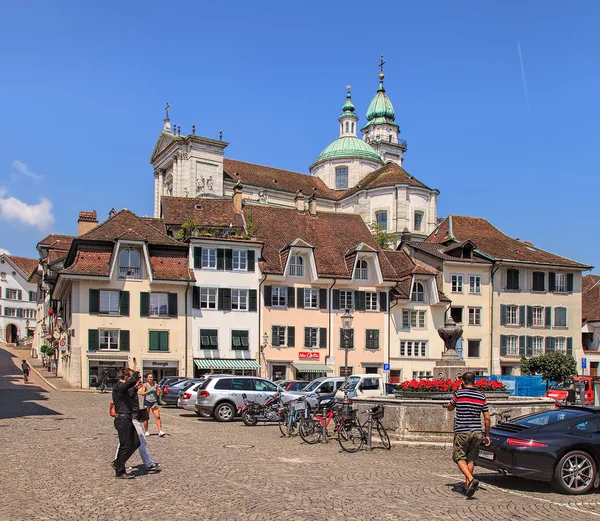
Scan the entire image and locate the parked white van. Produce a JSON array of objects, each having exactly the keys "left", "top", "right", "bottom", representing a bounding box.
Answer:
[{"left": 335, "top": 374, "right": 385, "bottom": 401}]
